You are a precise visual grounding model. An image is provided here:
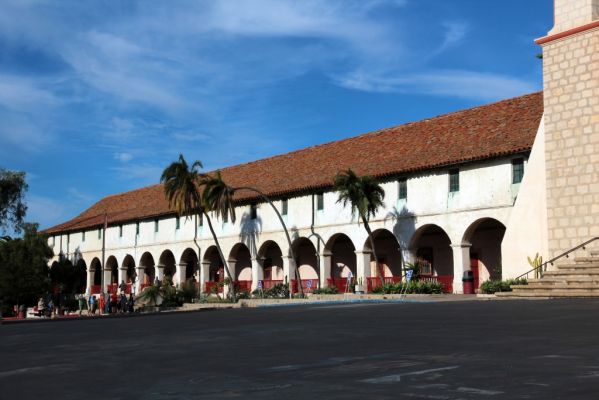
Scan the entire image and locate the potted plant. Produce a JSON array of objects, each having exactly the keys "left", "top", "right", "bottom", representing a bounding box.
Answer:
[{"left": 354, "top": 277, "right": 364, "bottom": 294}]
